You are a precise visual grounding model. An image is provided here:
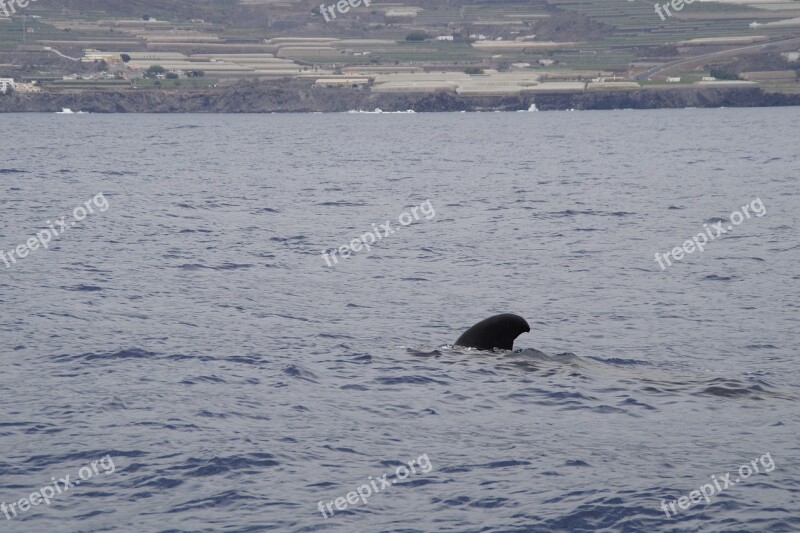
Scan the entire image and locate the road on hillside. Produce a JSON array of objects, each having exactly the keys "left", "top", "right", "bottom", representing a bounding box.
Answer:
[{"left": 632, "top": 36, "right": 800, "bottom": 81}]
